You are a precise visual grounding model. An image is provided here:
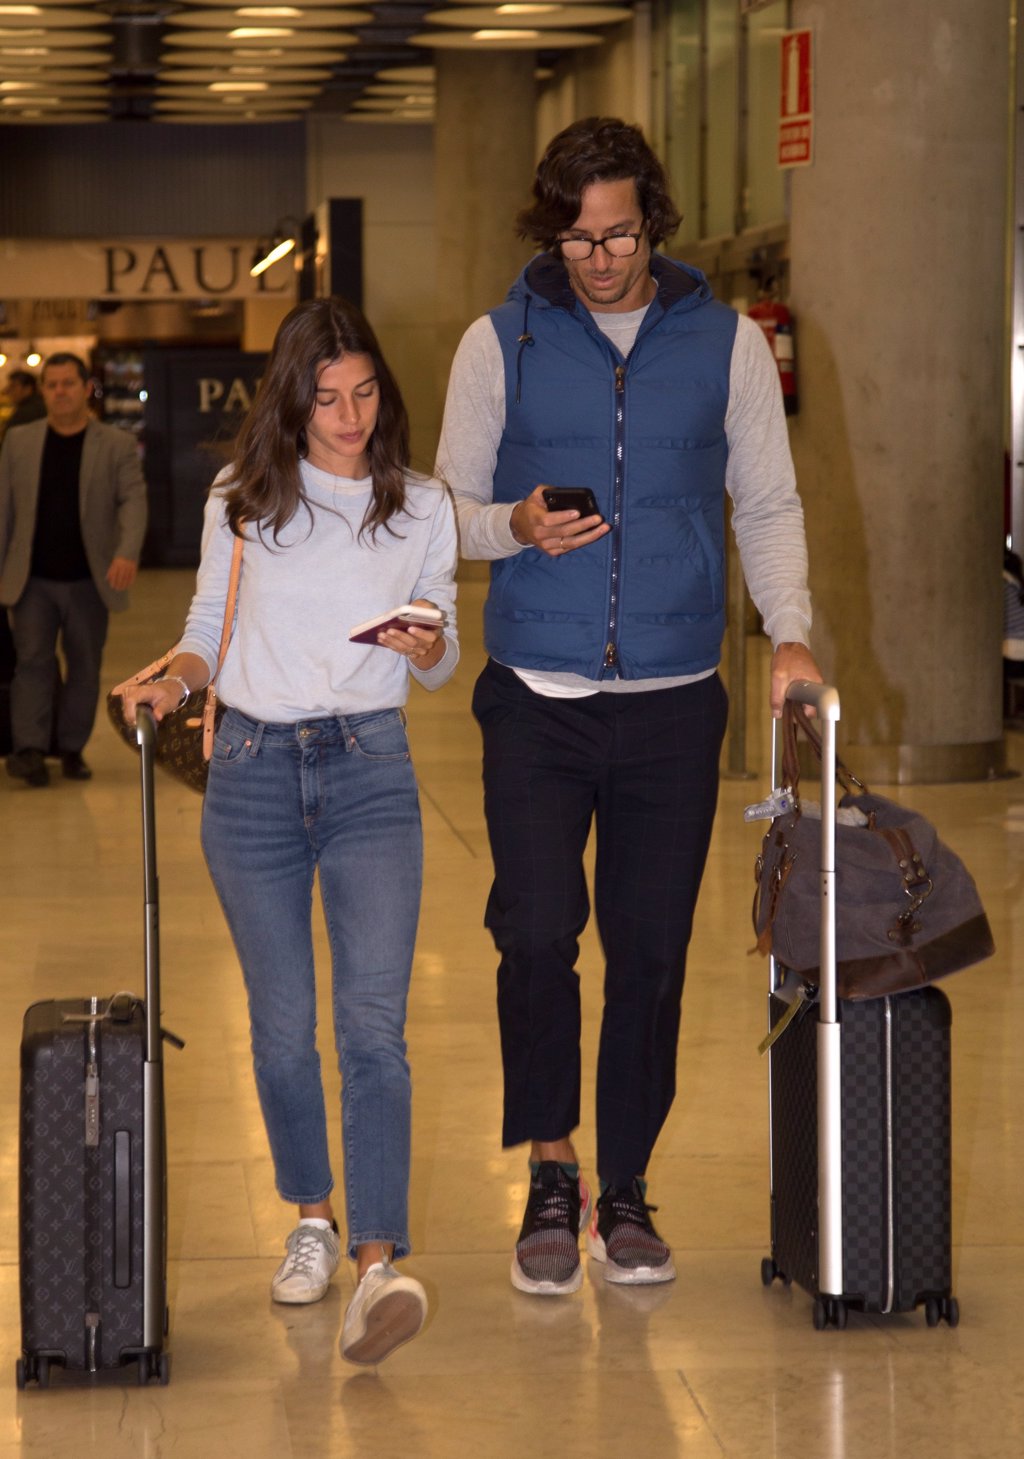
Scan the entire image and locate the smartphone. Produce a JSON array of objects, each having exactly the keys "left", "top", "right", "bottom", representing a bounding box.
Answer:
[{"left": 542, "top": 487, "right": 602, "bottom": 518}]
